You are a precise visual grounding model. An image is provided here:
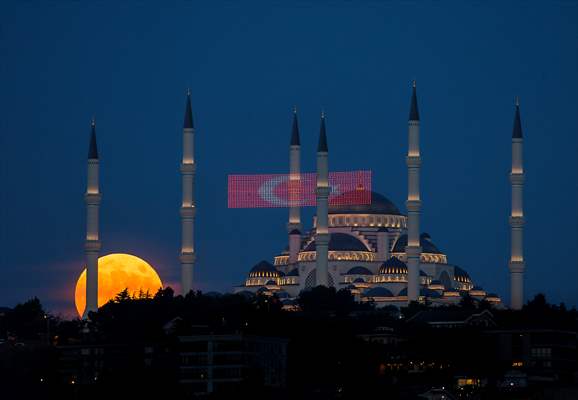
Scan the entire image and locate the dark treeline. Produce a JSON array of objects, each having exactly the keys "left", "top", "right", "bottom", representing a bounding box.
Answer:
[{"left": 0, "top": 289, "right": 577, "bottom": 399}]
